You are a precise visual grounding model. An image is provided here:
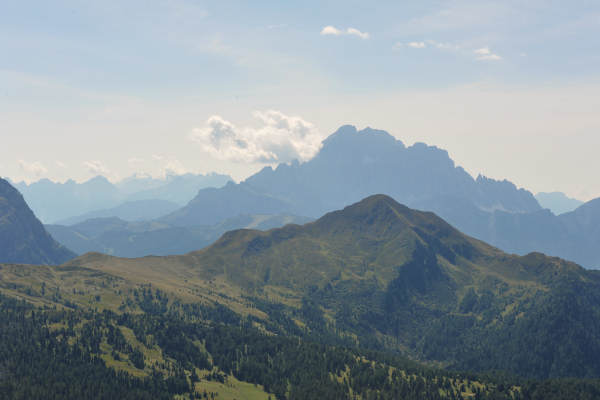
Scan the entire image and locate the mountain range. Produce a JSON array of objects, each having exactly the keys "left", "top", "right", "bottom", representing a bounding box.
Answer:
[
  {"left": 0, "top": 178, "right": 75, "bottom": 265},
  {"left": 8, "top": 125, "right": 600, "bottom": 269},
  {"left": 55, "top": 199, "right": 180, "bottom": 226},
  {"left": 46, "top": 213, "right": 311, "bottom": 257},
  {"left": 161, "top": 124, "right": 540, "bottom": 224},
  {"left": 3, "top": 191, "right": 600, "bottom": 398},
  {"left": 11, "top": 172, "right": 231, "bottom": 223},
  {"left": 155, "top": 125, "right": 600, "bottom": 268},
  {"left": 6, "top": 195, "right": 600, "bottom": 381},
  {"left": 15, "top": 125, "right": 598, "bottom": 268}
]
